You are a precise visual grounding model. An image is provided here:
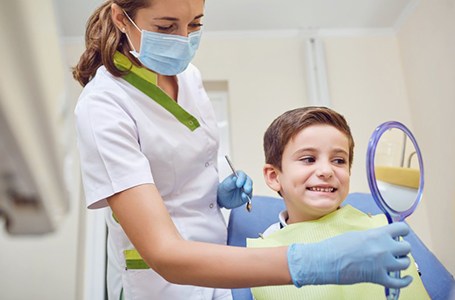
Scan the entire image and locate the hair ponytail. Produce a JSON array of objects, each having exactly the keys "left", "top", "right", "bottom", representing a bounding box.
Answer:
[{"left": 72, "top": 0, "right": 149, "bottom": 87}]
